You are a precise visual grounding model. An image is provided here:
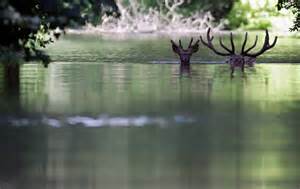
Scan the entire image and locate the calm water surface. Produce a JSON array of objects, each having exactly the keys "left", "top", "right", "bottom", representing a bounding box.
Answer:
[{"left": 1, "top": 32, "right": 300, "bottom": 189}]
